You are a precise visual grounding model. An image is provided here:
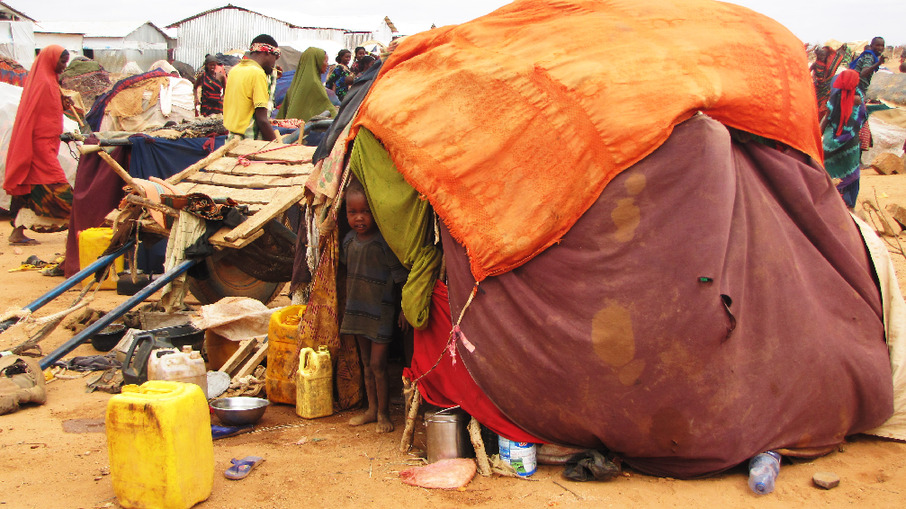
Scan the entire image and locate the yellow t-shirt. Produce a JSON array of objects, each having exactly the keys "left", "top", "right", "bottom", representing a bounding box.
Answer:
[{"left": 222, "top": 59, "right": 270, "bottom": 135}]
